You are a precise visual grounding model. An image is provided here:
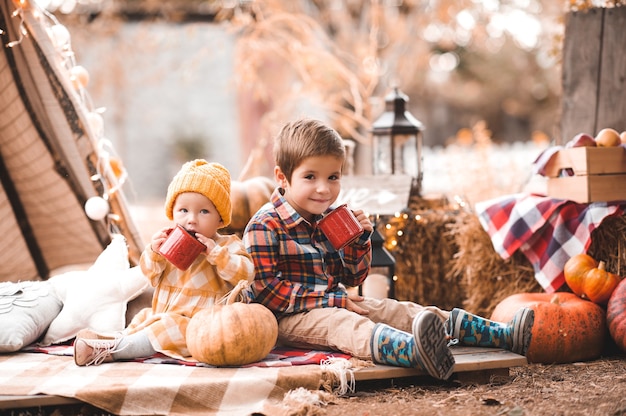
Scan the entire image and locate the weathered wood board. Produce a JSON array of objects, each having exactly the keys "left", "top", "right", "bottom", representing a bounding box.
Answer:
[
  {"left": 561, "top": 7, "right": 626, "bottom": 143},
  {"left": 354, "top": 346, "right": 527, "bottom": 382}
]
